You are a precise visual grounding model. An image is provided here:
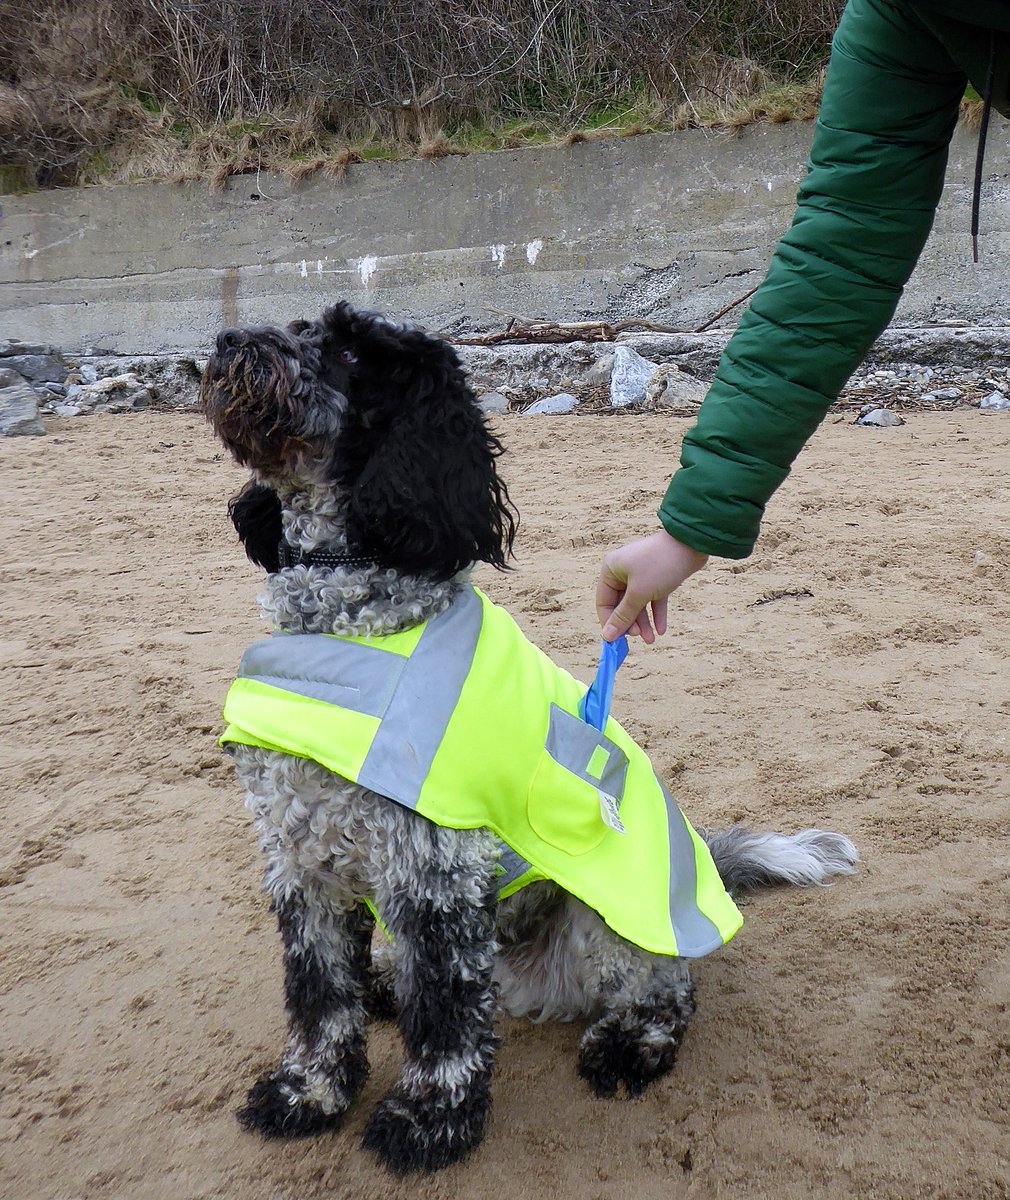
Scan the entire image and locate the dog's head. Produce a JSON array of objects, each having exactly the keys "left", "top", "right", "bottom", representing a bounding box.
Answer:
[{"left": 202, "top": 302, "right": 517, "bottom": 578}]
